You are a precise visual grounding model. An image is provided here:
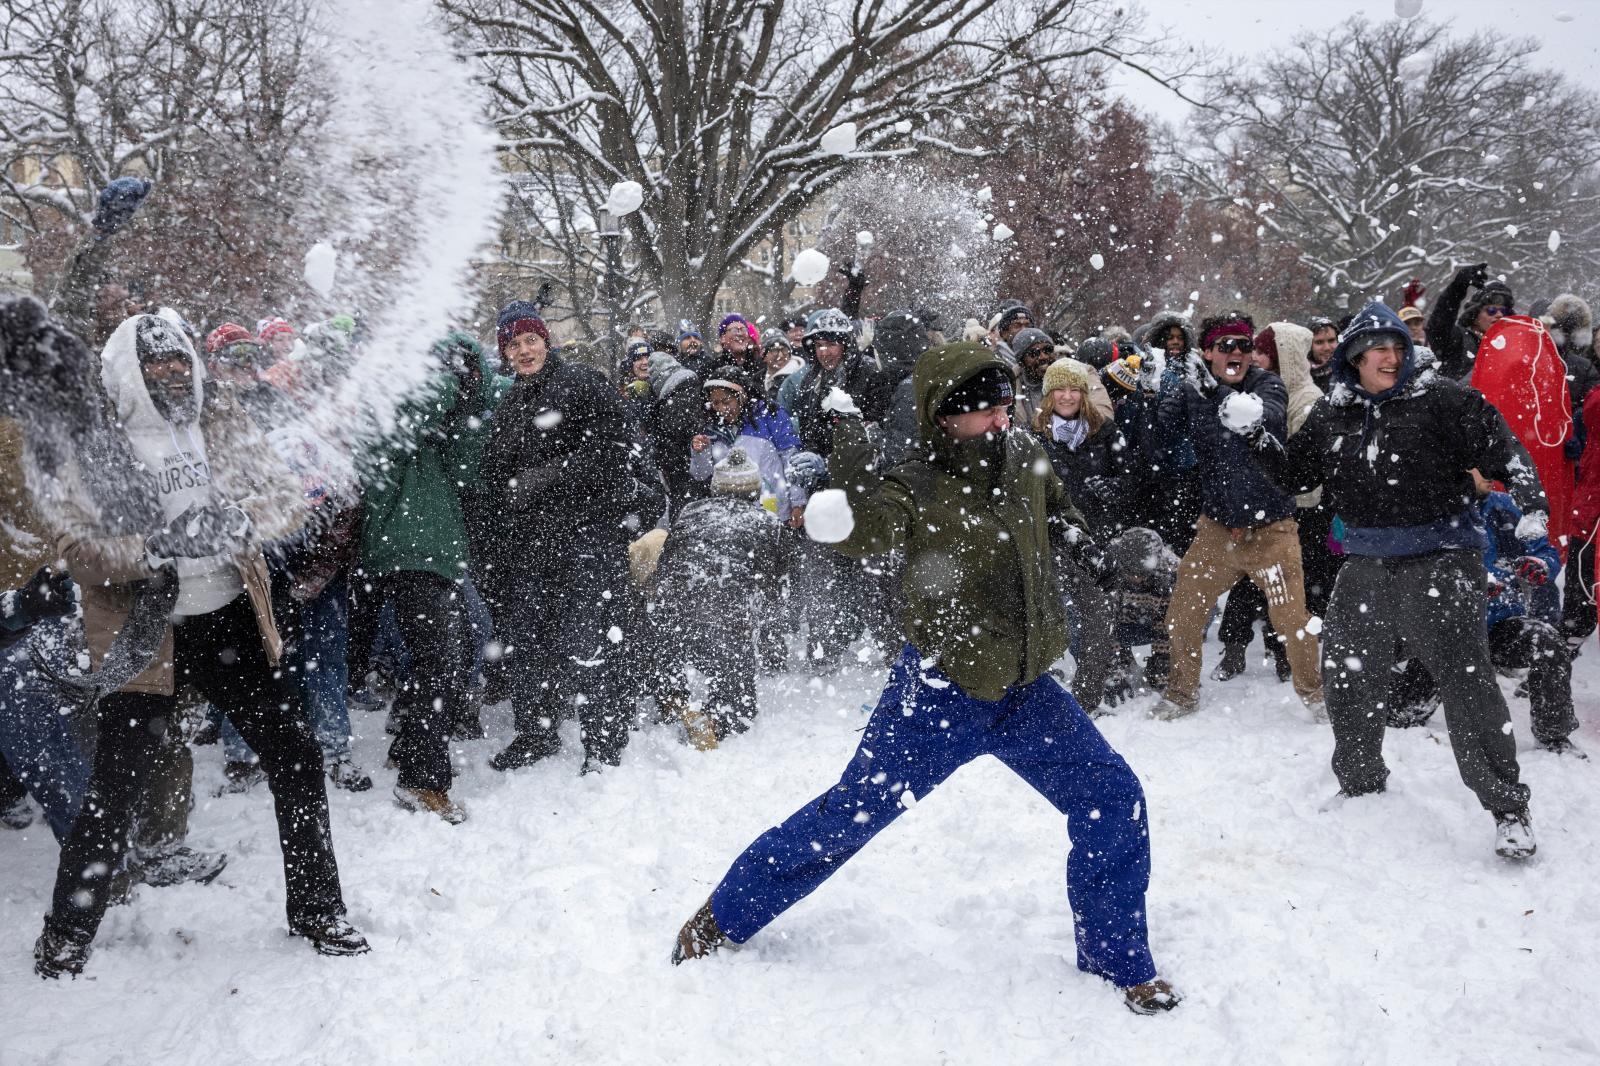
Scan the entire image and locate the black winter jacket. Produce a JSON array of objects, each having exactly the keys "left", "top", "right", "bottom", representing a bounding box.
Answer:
[
  {"left": 1158, "top": 364, "right": 1294, "bottom": 529},
  {"left": 479, "top": 356, "right": 663, "bottom": 569},
  {"left": 1035, "top": 420, "right": 1133, "bottom": 538},
  {"left": 1262, "top": 303, "right": 1546, "bottom": 556},
  {"left": 650, "top": 495, "right": 785, "bottom": 638}
]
